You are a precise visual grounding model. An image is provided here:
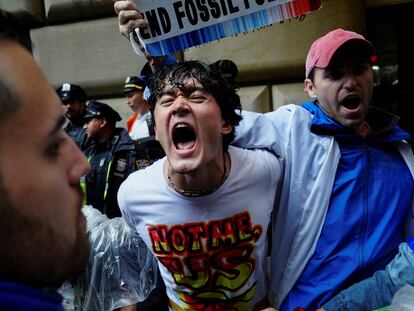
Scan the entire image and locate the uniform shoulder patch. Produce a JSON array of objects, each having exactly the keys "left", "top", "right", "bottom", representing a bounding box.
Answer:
[{"left": 136, "top": 159, "right": 151, "bottom": 170}]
